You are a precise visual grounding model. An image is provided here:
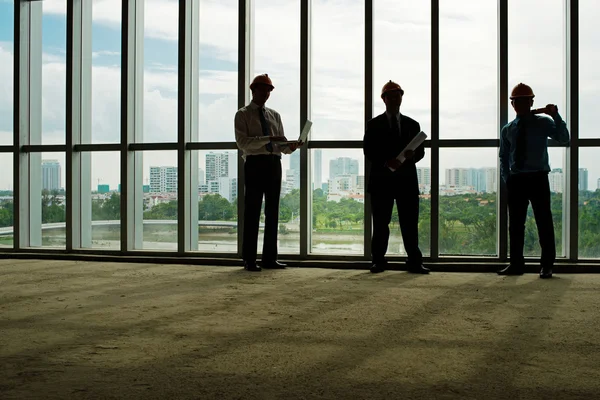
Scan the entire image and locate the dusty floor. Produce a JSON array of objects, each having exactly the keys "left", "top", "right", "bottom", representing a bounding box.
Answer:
[{"left": 1, "top": 259, "right": 599, "bottom": 400}]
